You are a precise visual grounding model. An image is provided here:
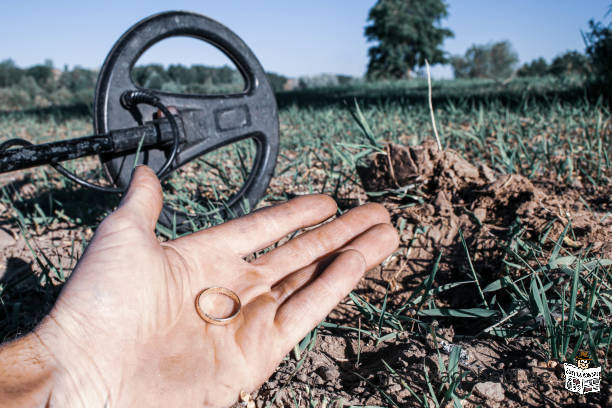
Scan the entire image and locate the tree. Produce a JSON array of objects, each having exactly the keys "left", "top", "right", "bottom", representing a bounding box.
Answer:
[
  {"left": 144, "top": 71, "right": 164, "bottom": 90},
  {"left": 132, "top": 64, "right": 168, "bottom": 88},
  {"left": 583, "top": 17, "right": 611, "bottom": 81},
  {"left": 0, "top": 59, "right": 23, "bottom": 87},
  {"left": 213, "top": 65, "right": 236, "bottom": 84},
  {"left": 548, "top": 51, "right": 590, "bottom": 77},
  {"left": 265, "top": 72, "right": 288, "bottom": 92},
  {"left": 25, "top": 64, "right": 53, "bottom": 87},
  {"left": 167, "top": 64, "right": 194, "bottom": 85},
  {"left": 365, "top": 0, "right": 453, "bottom": 80},
  {"left": 517, "top": 57, "right": 549, "bottom": 77},
  {"left": 58, "top": 66, "right": 97, "bottom": 92},
  {"left": 451, "top": 40, "right": 518, "bottom": 79}
]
